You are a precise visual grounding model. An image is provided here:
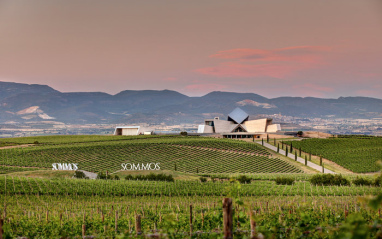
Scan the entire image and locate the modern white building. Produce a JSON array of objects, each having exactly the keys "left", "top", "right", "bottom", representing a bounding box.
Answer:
[
  {"left": 114, "top": 126, "right": 140, "bottom": 136},
  {"left": 197, "top": 108, "right": 281, "bottom": 138}
]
